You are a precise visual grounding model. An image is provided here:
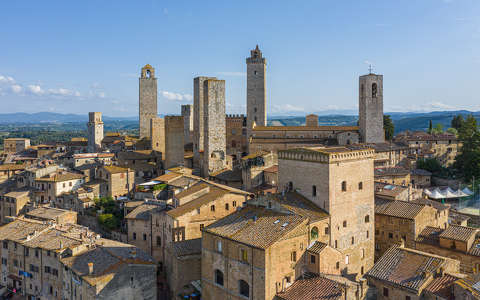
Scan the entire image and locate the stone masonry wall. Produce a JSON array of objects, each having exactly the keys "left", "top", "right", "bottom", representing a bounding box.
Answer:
[
  {"left": 139, "top": 65, "right": 158, "bottom": 139},
  {"left": 359, "top": 74, "right": 384, "bottom": 144}
]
